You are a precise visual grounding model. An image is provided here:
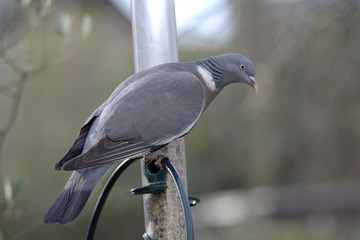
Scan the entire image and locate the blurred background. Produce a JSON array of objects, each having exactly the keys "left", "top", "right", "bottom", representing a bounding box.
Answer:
[{"left": 0, "top": 0, "right": 359, "bottom": 239}]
